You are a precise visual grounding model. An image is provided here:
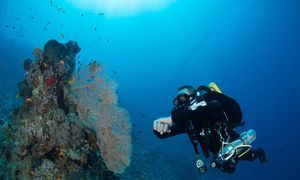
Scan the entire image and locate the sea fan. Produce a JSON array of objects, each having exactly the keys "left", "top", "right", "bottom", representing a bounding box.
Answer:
[{"left": 70, "top": 61, "right": 132, "bottom": 174}]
